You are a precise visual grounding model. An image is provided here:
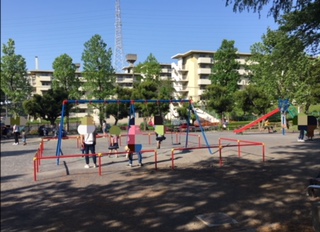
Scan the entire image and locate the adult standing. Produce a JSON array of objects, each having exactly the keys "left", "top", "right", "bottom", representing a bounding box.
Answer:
[
  {"left": 125, "top": 145, "right": 143, "bottom": 167},
  {"left": 297, "top": 129, "right": 305, "bottom": 142},
  {"left": 12, "top": 124, "right": 19, "bottom": 145},
  {"left": 80, "top": 129, "right": 97, "bottom": 168}
]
